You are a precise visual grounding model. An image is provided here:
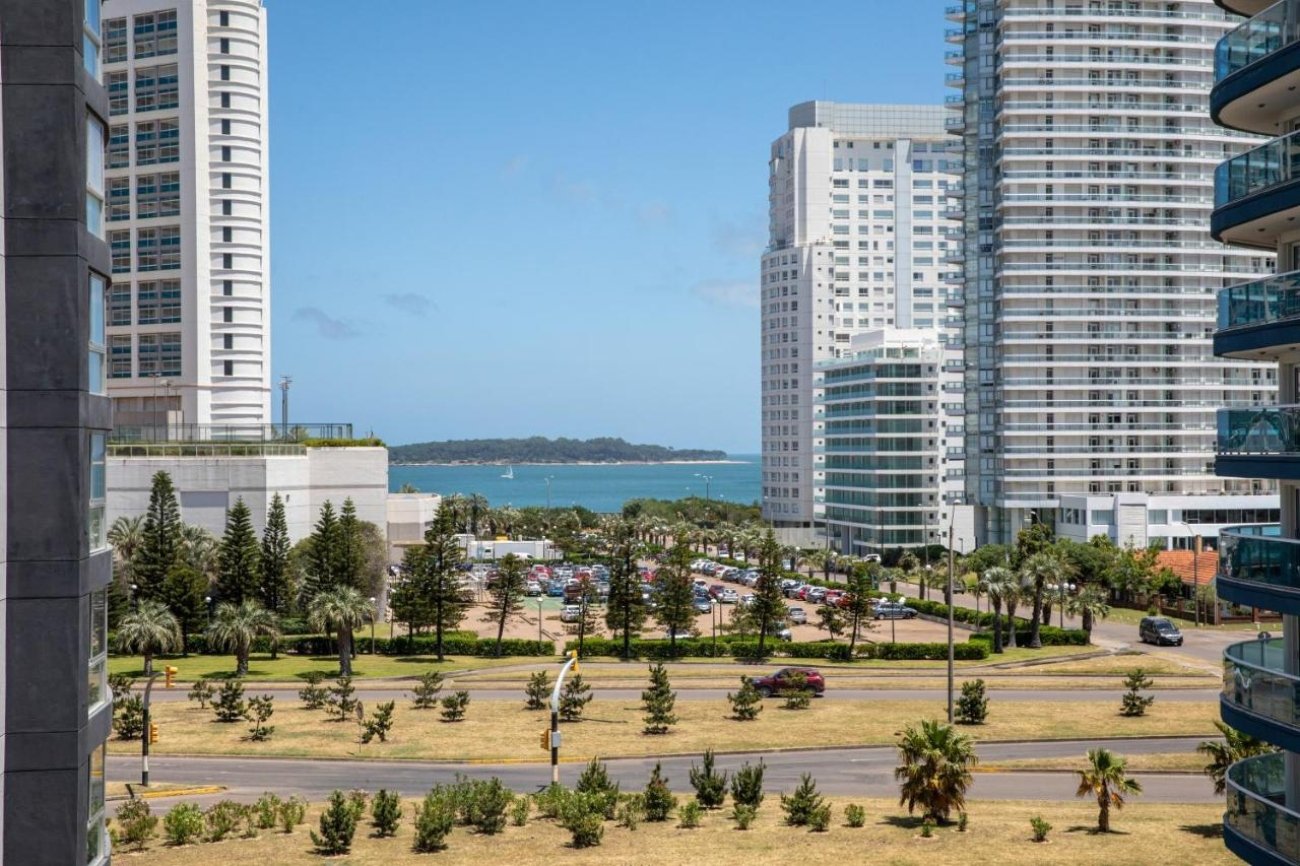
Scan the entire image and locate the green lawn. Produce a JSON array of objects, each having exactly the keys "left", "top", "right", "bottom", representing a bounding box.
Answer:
[{"left": 107, "top": 653, "right": 529, "bottom": 682}]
